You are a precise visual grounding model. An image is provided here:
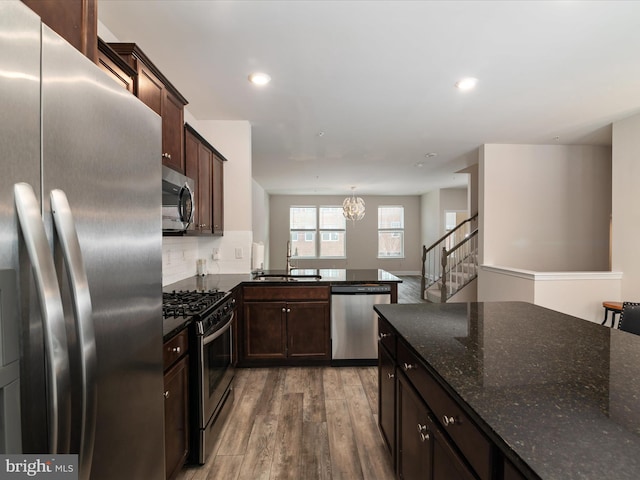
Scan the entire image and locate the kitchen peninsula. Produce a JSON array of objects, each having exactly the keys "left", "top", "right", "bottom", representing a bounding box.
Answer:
[
  {"left": 375, "top": 301, "right": 640, "bottom": 480},
  {"left": 164, "top": 269, "right": 402, "bottom": 365}
]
